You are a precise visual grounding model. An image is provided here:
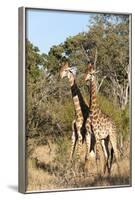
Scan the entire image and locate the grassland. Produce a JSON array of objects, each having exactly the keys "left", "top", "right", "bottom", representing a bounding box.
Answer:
[{"left": 26, "top": 136, "right": 131, "bottom": 192}]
